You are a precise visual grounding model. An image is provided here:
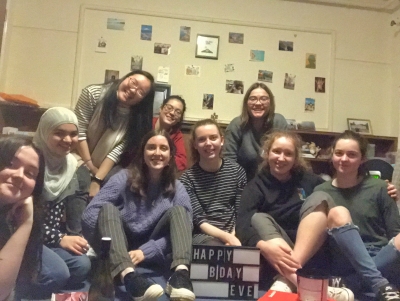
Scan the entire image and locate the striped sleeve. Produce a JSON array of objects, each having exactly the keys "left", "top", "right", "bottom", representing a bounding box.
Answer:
[
  {"left": 107, "top": 139, "right": 127, "bottom": 163},
  {"left": 74, "top": 85, "right": 102, "bottom": 140}
]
